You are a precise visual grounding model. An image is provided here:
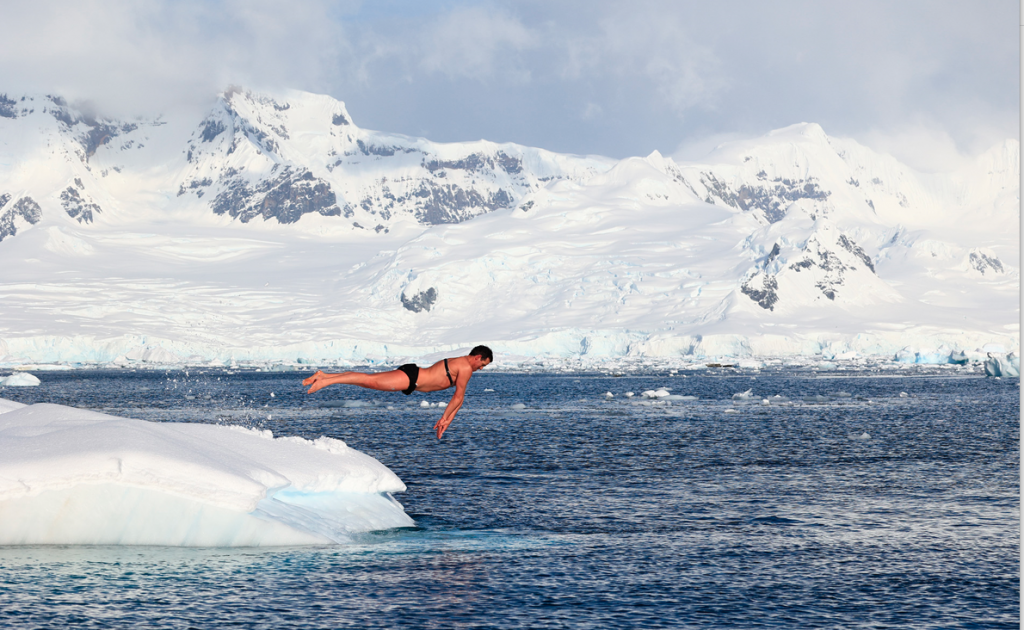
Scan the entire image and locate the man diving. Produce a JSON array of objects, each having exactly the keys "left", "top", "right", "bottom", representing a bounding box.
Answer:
[{"left": 303, "top": 345, "right": 493, "bottom": 439}]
